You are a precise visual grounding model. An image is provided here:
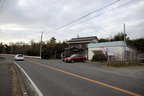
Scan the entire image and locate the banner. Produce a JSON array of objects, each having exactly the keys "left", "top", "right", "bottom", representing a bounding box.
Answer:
[{"left": 100, "top": 46, "right": 107, "bottom": 58}]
